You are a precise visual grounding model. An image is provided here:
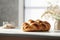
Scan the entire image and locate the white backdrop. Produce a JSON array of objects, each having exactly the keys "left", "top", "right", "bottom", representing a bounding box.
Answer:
[{"left": 25, "top": 0, "right": 60, "bottom": 31}]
